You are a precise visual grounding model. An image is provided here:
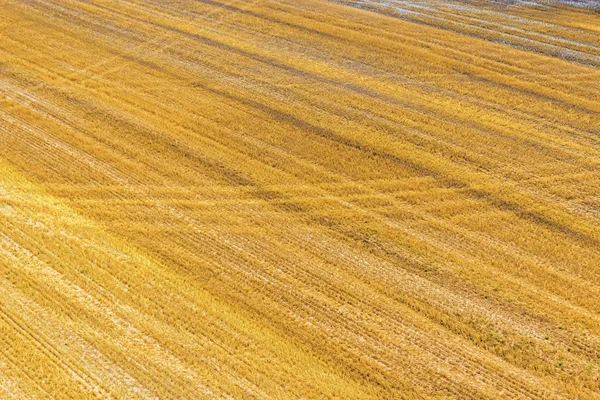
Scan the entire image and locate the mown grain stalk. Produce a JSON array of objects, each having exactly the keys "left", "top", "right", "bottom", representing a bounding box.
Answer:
[{"left": 0, "top": 0, "right": 599, "bottom": 398}]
